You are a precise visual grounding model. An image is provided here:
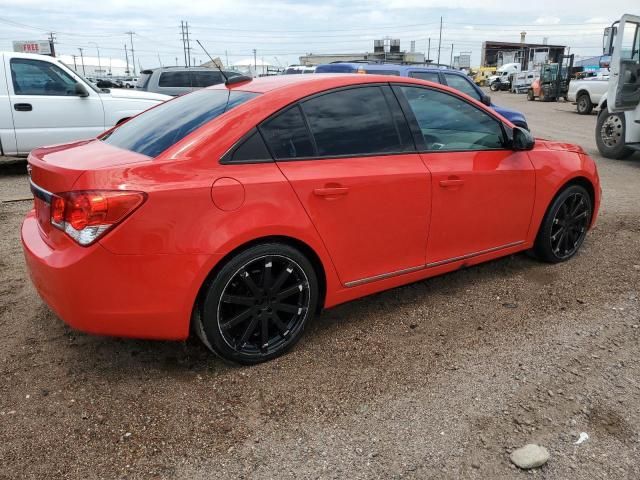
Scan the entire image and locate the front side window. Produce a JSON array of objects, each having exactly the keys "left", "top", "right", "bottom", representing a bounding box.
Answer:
[
  {"left": 10, "top": 58, "right": 78, "bottom": 96},
  {"left": 102, "top": 89, "right": 258, "bottom": 157},
  {"left": 398, "top": 86, "right": 505, "bottom": 151},
  {"left": 442, "top": 73, "right": 481, "bottom": 101},
  {"left": 409, "top": 71, "right": 440, "bottom": 83},
  {"left": 300, "top": 86, "right": 404, "bottom": 157}
]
